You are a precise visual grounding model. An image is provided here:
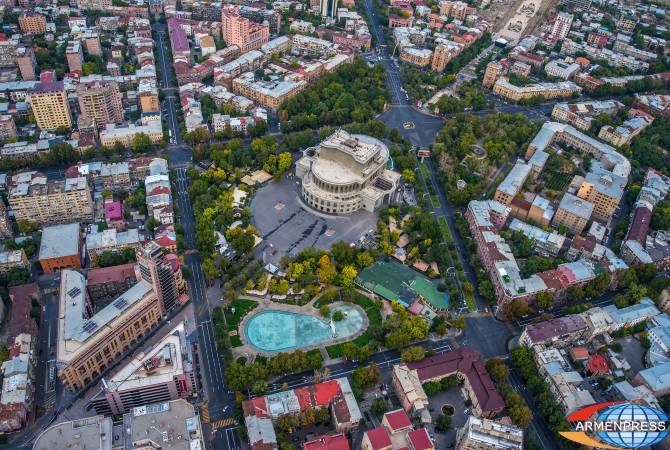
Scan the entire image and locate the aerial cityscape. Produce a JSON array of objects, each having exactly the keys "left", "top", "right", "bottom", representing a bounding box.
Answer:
[{"left": 0, "top": 0, "right": 666, "bottom": 448}]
